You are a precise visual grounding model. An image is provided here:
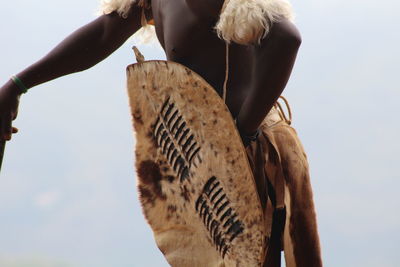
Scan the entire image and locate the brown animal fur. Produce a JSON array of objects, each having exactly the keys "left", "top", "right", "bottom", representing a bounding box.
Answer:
[
  {"left": 267, "top": 125, "right": 322, "bottom": 267},
  {"left": 249, "top": 116, "right": 323, "bottom": 267}
]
